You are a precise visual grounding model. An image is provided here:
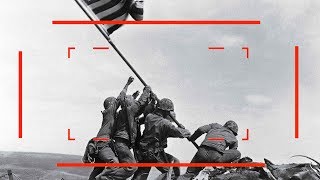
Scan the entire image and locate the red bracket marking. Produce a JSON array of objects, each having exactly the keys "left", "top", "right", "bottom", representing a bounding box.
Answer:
[
  {"left": 68, "top": 129, "right": 75, "bottom": 141},
  {"left": 242, "top": 129, "right": 249, "bottom": 141},
  {"left": 295, "top": 46, "right": 299, "bottom": 138},
  {"left": 242, "top": 47, "right": 249, "bottom": 59},
  {"left": 93, "top": 137, "right": 109, "bottom": 142},
  {"left": 67, "top": 47, "right": 75, "bottom": 59},
  {"left": 208, "top": 47, "right": 225, "bottom": 50},
  {"left": 93, "top": 47, "right": 109, "bottom": 51},
  {"left": 18, "top": 51, "right": 23, "bottom": 138},
  {"left": 208, "top": 137, "right": 224, "bottom": 141}
]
